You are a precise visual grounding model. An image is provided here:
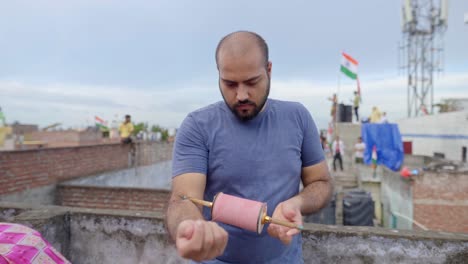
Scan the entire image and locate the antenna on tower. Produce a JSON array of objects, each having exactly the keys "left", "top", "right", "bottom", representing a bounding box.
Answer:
[
  {"left": 440, "top": 0, "right": 448, "bottom": 26},
  {"left": 403, "top": 0, "right": 414, "bottom": 24},
  {"left": 399, "top": 0, "right": 448, "bottom": 117}
]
